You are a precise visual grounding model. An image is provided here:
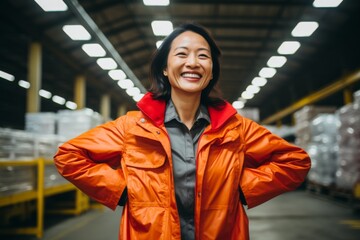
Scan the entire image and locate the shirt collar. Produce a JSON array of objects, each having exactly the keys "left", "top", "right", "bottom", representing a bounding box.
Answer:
[{"left": 164, "top": 100, "right": 210, "bottom": 124}]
